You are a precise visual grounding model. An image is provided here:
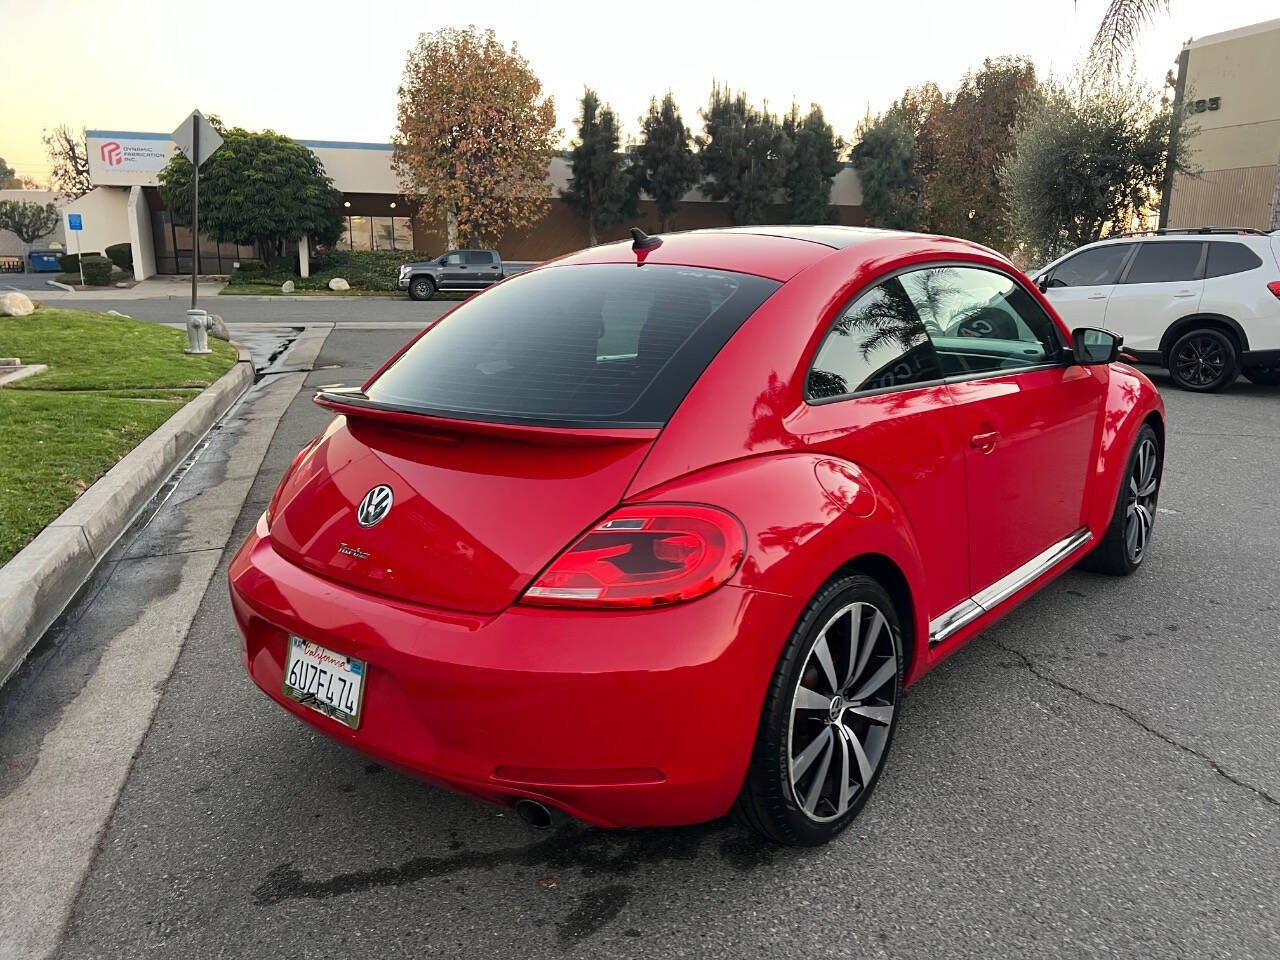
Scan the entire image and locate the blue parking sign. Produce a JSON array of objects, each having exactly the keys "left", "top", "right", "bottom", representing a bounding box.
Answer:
[{"left": 68, "top": 214, "right": 83, "bottom": 231}]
